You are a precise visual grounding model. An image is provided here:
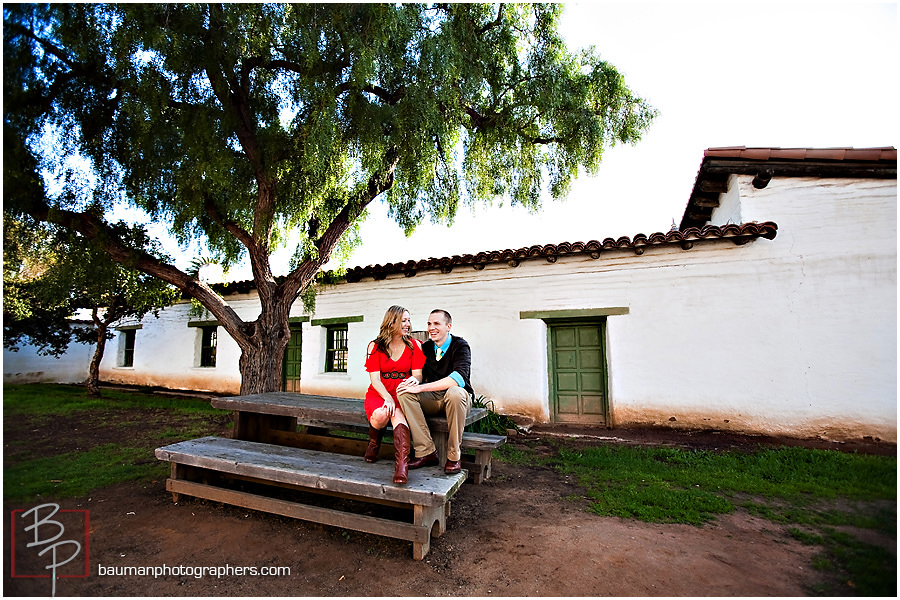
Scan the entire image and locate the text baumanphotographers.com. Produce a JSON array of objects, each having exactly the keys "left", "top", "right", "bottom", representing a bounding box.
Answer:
[{"left": 97, "top": 564, "right": 290, "bottom": 579}]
